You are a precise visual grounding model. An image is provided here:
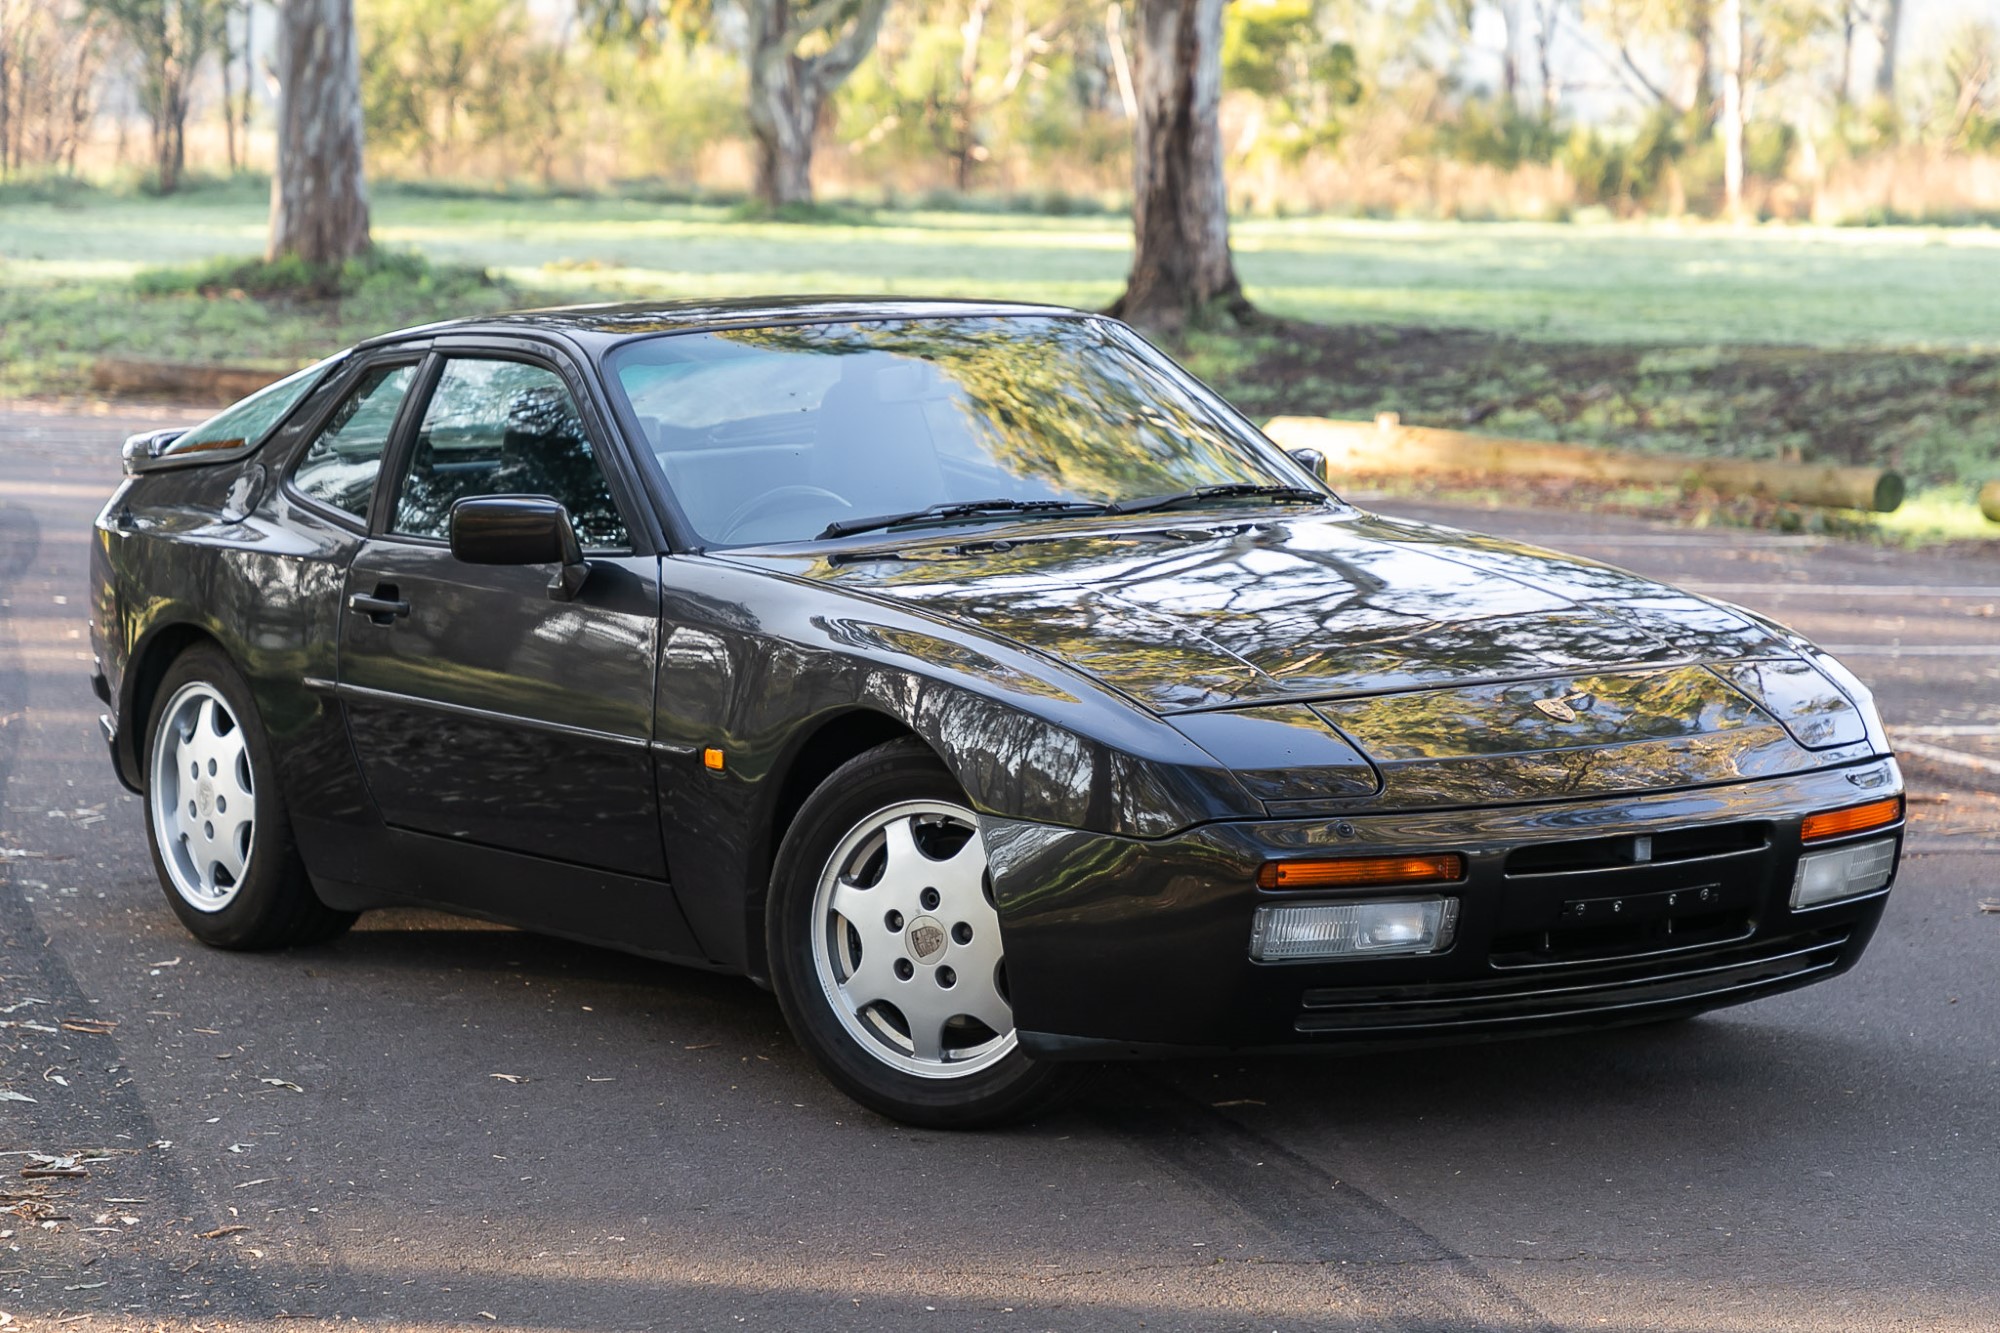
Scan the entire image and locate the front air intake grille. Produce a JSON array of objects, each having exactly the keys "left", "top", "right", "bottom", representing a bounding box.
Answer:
[{"left": 1505, "top": 822, "right": 1770, "bottom": 877}]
